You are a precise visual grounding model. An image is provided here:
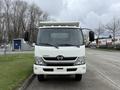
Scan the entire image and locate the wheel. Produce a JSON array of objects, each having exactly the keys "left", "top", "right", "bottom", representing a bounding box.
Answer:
[
  {"left": 37, "top": 75, "right": 45, "bottom": 81},
  {"left": 75, "top": 74, "right": 82, "bottom": 81}
]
